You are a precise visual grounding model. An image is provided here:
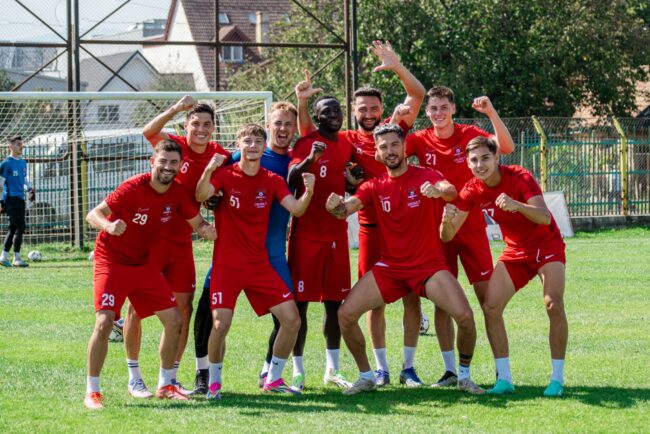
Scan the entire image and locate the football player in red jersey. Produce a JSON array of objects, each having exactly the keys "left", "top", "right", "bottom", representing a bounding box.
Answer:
[
  {"left": 397, "top": 86, "right": 514, "bottom": 388},
  {"left": 294, "top": 41, "right": 429, "bottom": 388},
  {"left": 326, "top": 125, "right": 484, "bottom": 396},
  {"left": 83, "top": 140, "right": 216, "bottom": 409},
  {"left": 441, "top": 136, "right": 567, "bottom": 397},
  {"left": 196, "top": 124, "right": 315, "bottom": 398},
  {"left": 121, "top": 96, "right": 230, "bottom": 398}
]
